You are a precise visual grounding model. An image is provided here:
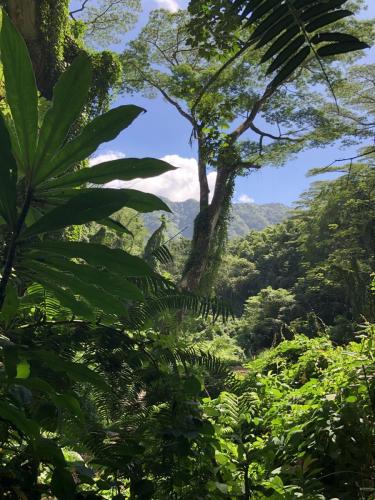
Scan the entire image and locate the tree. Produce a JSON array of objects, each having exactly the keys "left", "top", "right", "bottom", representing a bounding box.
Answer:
[
  {"left": 232, "top": 286, "right": 298, "bottom": 354},
  {"left": 122, "top": 7, "right": 372, "bottom": 292},
  {"left": 69, "top": 0, "right": 141, "bottom": 48},
  {"left": 214, "top": 163, "right": 375, "bottom": 341},
  {"left": 1, "top": 0, "right": 125, "bottom": 113},
  {"left": 323, "top": 63, "right": 375, "bottom": 165},
  {"left": 1, "top": 0, "right": 71, "bottom": 98}
]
